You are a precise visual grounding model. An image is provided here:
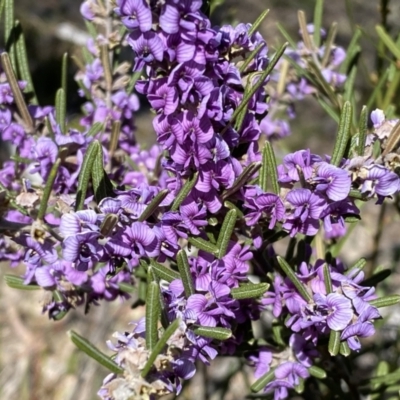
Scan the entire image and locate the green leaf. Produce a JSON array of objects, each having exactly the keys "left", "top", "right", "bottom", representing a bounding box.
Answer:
[
  {"left": 68, "top": 330, "right": 123, "bottom": 374},
  {"left": 248, "top": 9, "right": 269, "bottom": 36},
  {"left": 361, "top": 269, "right": 391, "bottom": 287},
  {"left": 227, "top": 42, "right": 288, "bottom": 129},
  {"left": 376, "top": 25, "right": 400, "bottom": 60},
  {"left": 14, "top": 20, "right": 37, "bottom": 104},
  {"left": 343, "top": 65, "right": 357, "bottom": 102},
  {"left": 139, "top": 189, "right": 169, "bottom": 222},
  {"left": 368, "top": 368, "right": 400, "bottom": 385},
  {"left": 176, "top": 250, "right": 195, "bottom": 297},
  {"left": 141, "top": 318, "right": 181, "bottom": 378},
  {"left": 145, "top": 281, "right": 160, "bottom": 351},
  {"left": 216, "top": 209, "right": 237, "bottom": 258},
  {"left": 318, "top": 97, "right": 340, "bottom": 123},
  {"left": 192, "top": 325, "right": 232, "bottom": 340},
  {"left": 323, "top": 263, "right": 333, "bottom": 294},
  {"left": 86, "top": 121, "right": 104, "bottom": 137},
  {"left": 277, "top": 256, "right": 312, "bottom": 302},
  {"left": 61, "top": 52, "right": 68, "bottom": 100},
  {"left": 100, "top": 44, "right": 112, "bottom": 91},
  {"left": 171, "top": 173, "right": 198, "bottom": 211},
  {"left": 150, "top": 259, "right": 180, "bottom": 283},
  {"left": 309, "top": 365, "right": 327, "bottom": 379},
  {"left": 260, "top": 141, "right": 279, "bottom": 194},
  {"left": 118, "top": 282, "right": 136, "bottom": 293},
  {"left": 239, "top": 42, "right": 265, "bottom": 73},
  {"left": 313, "top": 0, "right": 324, "bottom": 47},
  {"left": 251, "top": 368, "right": 276, "bottom": 392},
  {"left": 276, "top": 22, "right": 297, "bottom": 48},
  {"left": 37, "top": 158, "right": 61, "bottom": 220},
  {"left": 328, "top": 330, "right": 341, "bottom": 356},
  {"left": 1, "top": 52, "right": 33, "bottom": 130},
  {"left": 224, "top": 201, "right": 244, "bottom": 218},
  {"left": 4, "top": 274, "right": 40, "bottom": 290},
  {"left": 331, "top": 101, "right": 353, "bottom": 166},
  {"left": 221, "top": 161, "right": 261, "bottom": 200},
  {"left": 231, "top": 282, "right": 269, "bottom": 299},
  {"left": 369, "top": 295, "right": 400, "bottom": 308},
  {"left": 76, "top": 140, "right": 99, "bottom": 210},
  {"left": 55, "top": 88, "right": 66, "bottom": 134},
  {"left": 188, "top": 236, "right": 218, "bottom": 255},
  {"left": 340, "top": 28, "right": 361, "bottom": 74},
  {"left": 4, "top": 0, "right": 15, "bottom": 71},
  {"left": 92, "top": 141, "right": 114, "bottom": 204},
  {"left": 345, "top": 258, "right": 366, "bottom": 276},
  {"left": 340, "top": 341, "right": 351, "bottom": 357}
]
